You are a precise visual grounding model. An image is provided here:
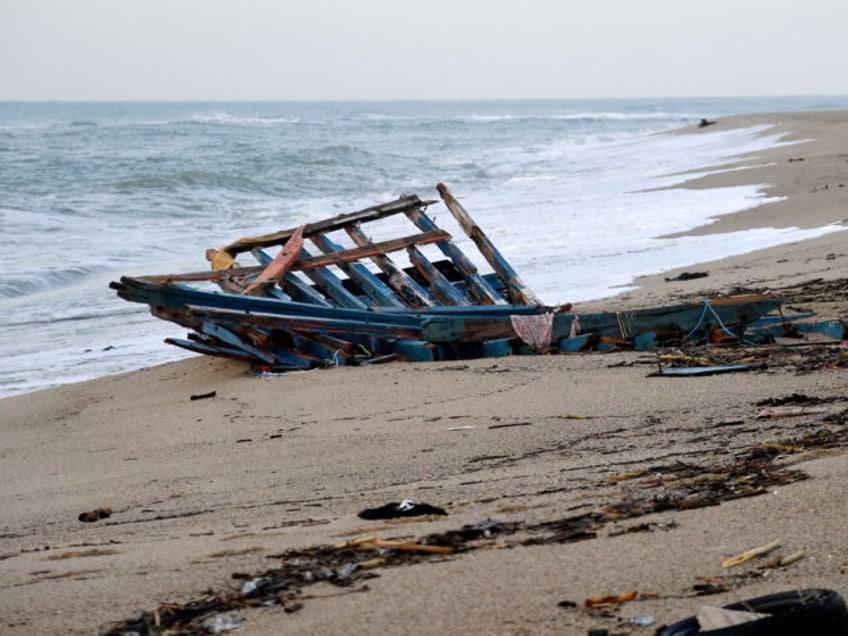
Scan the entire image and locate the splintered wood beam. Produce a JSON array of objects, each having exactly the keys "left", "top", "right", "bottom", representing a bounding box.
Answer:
[
  {"left": 404, "top": 206, "right": 502, "bottom": 305},
  {"left": 243, "top": 225, "right": 305, "bottom": 295},
  {"left": 218, "top": 195, "right": 435, "bottom": 256},
  {"left": 436, "top": 183, "right": 541, "bottom": 307}
]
